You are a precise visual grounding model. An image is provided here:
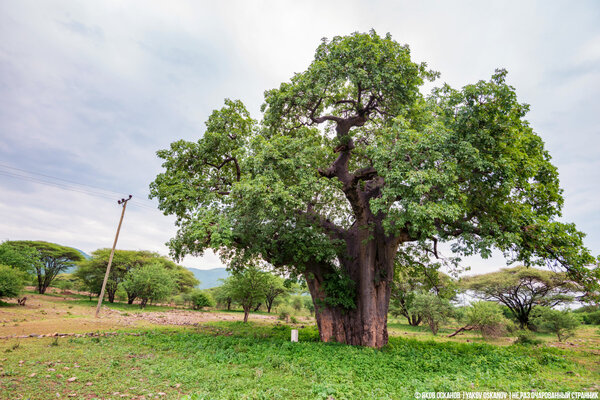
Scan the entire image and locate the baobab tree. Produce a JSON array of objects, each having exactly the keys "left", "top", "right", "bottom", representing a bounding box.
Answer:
[{"left": 150, "top": 31, "right": 597, "bottom": 348}]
